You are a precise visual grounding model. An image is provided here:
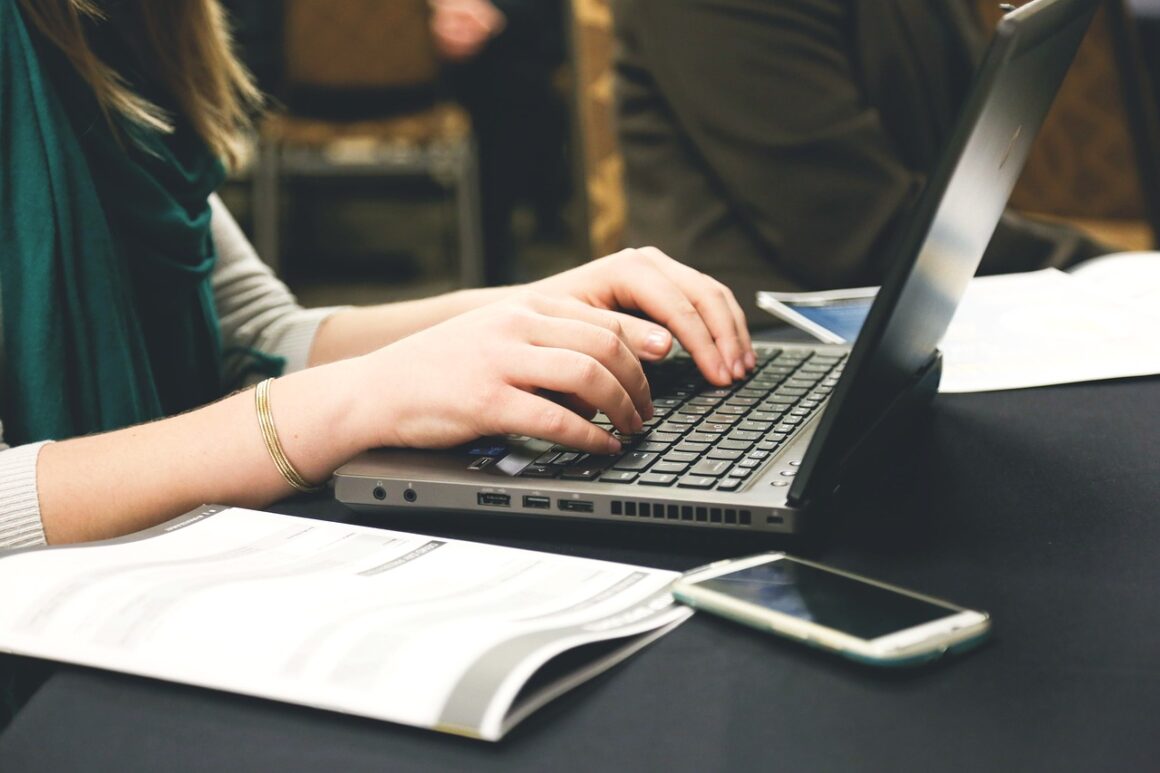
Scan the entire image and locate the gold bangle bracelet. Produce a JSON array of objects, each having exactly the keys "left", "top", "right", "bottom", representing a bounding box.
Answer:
[{"left": 255, "top": 378, "right": 325, "bottom": 494}]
